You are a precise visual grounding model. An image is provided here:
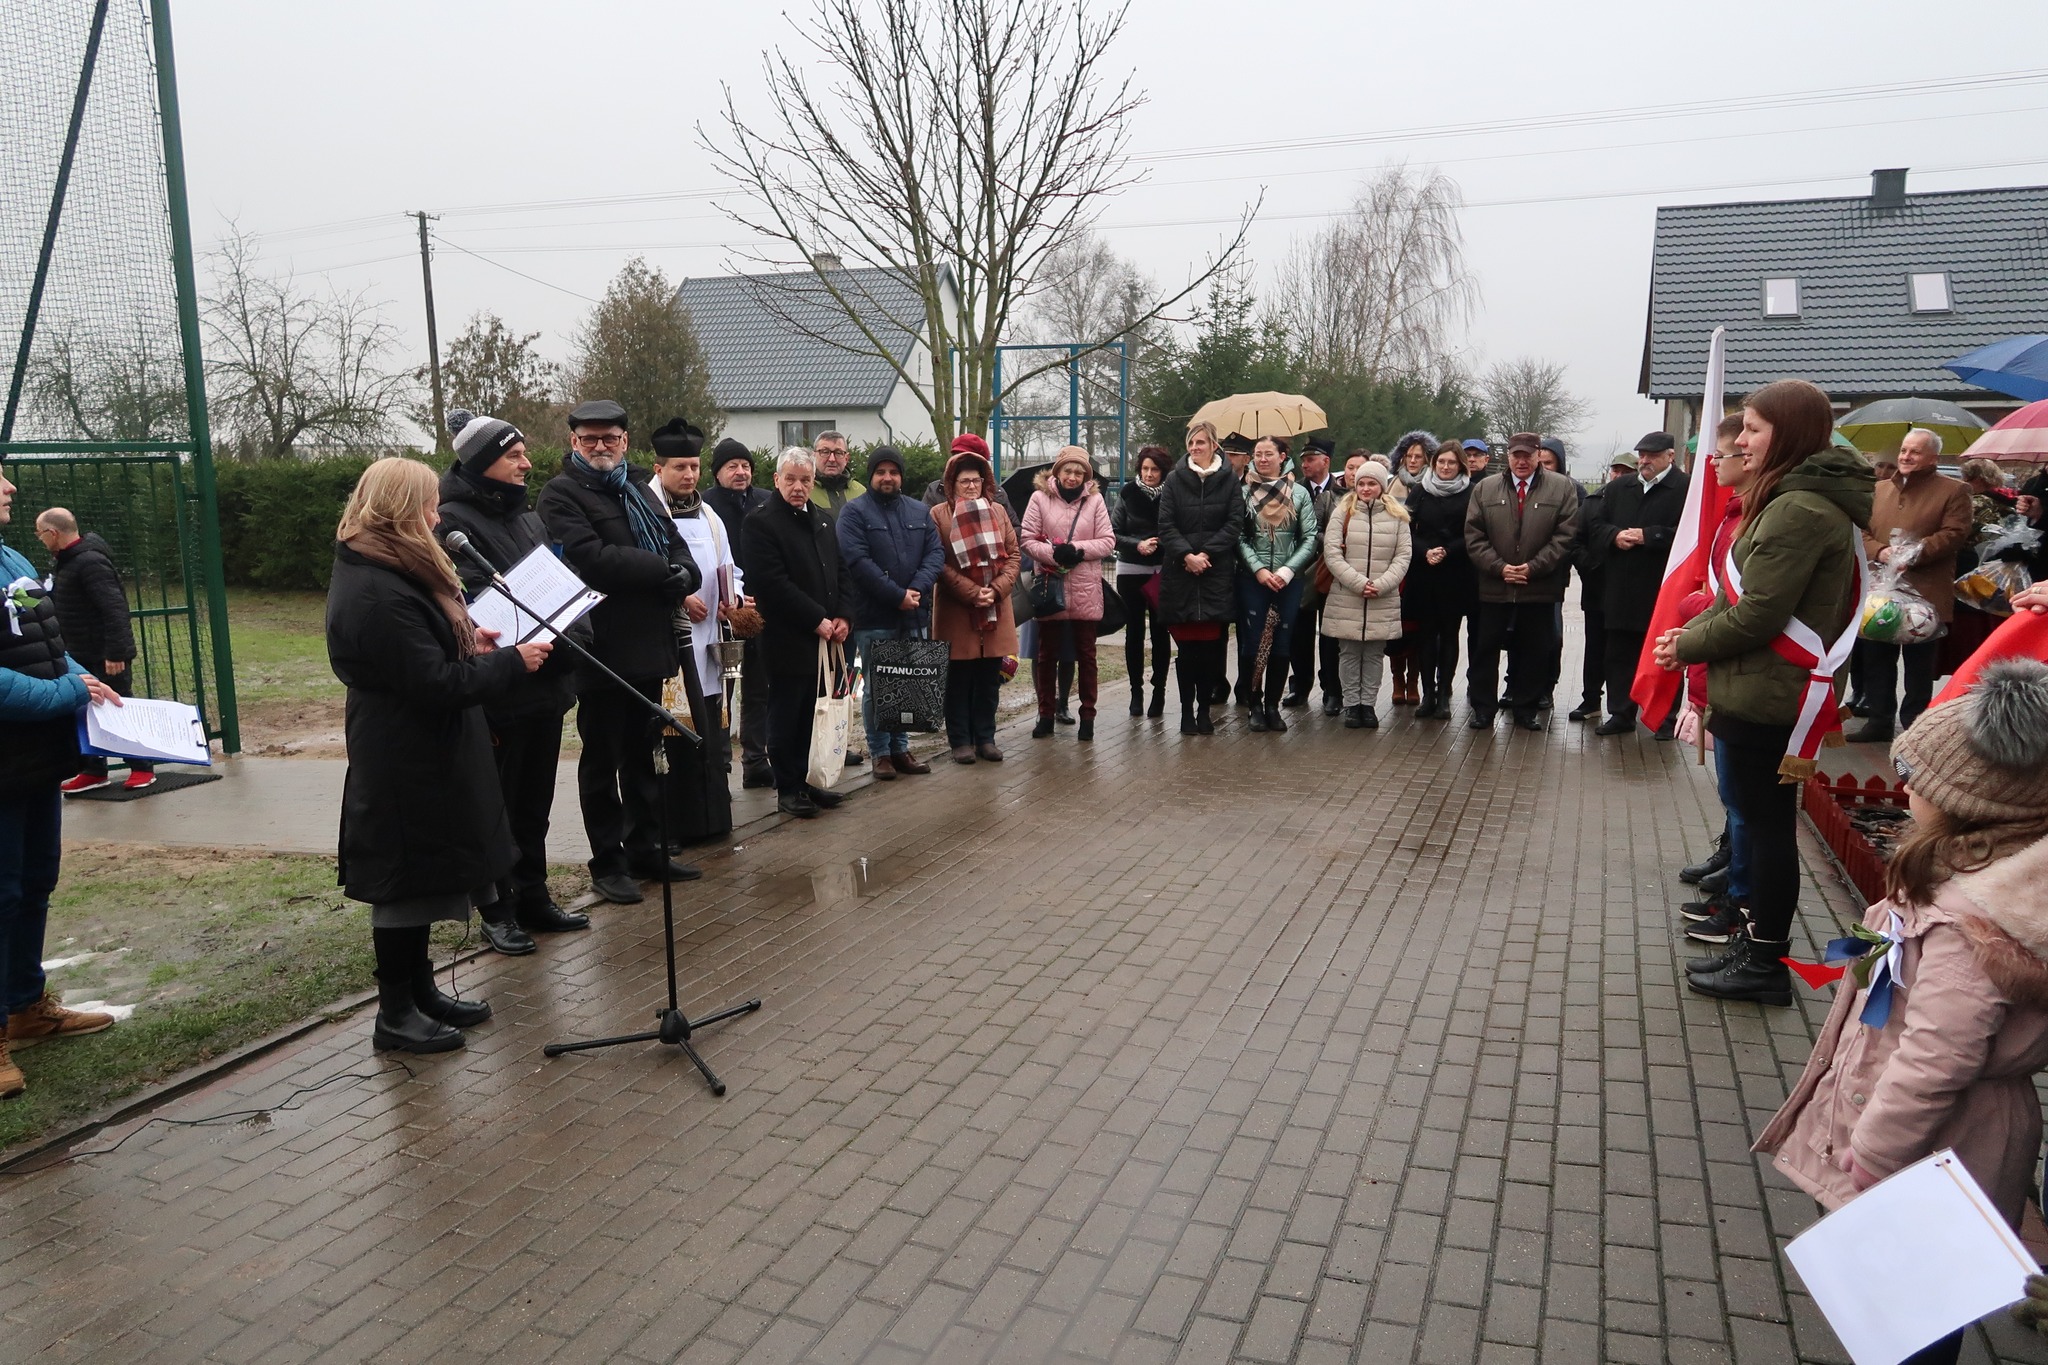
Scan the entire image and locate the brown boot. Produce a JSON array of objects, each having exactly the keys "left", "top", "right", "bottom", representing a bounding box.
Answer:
[
  {"left": 870, "top": 754, "right": 898, "bottom": 781},
  {"left": 5, "top": 991, "right": 115, "bottom": 1048},
  {"left": 0, "top": 1040, "right": 23, "bottom": 1099},
  {"left": 894, "top": 750, "right": 931, "bottom": 775}
]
